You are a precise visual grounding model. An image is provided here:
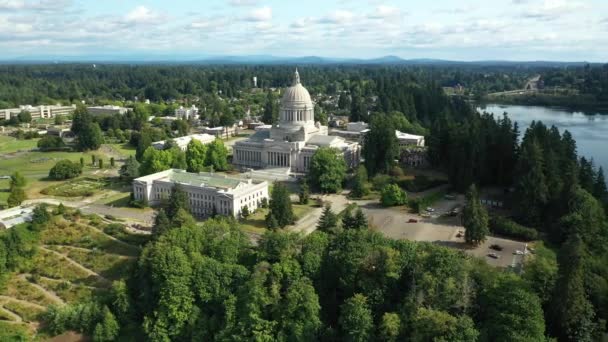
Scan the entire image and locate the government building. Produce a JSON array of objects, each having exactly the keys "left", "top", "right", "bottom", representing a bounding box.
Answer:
[
  {"left": 133, "top": 169, "right": 268, "bottom": 218},
  {"left": 232, "top": 70, "right": 360, "bottom": 174}
]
